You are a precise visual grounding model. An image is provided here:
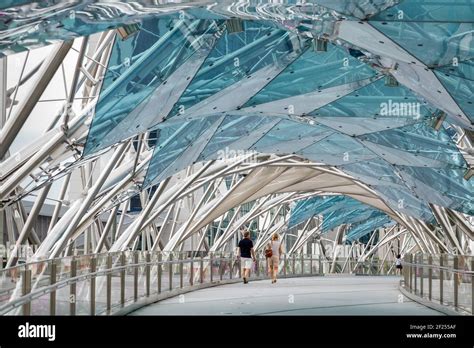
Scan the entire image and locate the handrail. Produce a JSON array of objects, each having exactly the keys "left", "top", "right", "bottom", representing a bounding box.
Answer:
[
  {"left": 0, "top": 256, "right": 206, "bottom": 315},
  {"left": 403, "top": 262, "right": 474, "bottom": 275}
]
